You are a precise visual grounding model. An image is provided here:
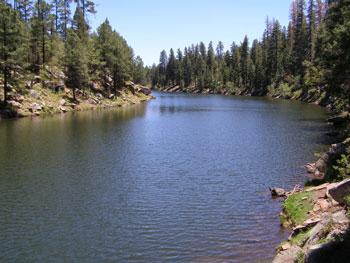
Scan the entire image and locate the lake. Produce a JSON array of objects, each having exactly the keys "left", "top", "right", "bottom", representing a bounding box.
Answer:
[{"left": 0, "top": 92, "right": 332, "bottom": 262}]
